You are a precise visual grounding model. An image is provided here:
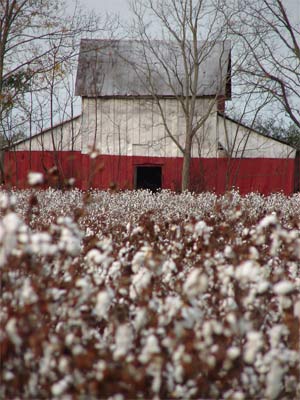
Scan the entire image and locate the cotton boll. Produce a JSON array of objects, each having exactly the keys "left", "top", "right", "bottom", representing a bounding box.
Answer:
[
  {"left": 249, "top": 246, "right": 259, "bottom": 260},
  {"left": 194, "top": 220, "right": 212, "bottom": 244},
  {"left": 273, "top": 281, "right": 295, "bottom": 295},
  {"left": 227, "top": 346, "right": 240, "bottom": 360},
  {"left": 95, "top": 289, "right": 114, "bottom": 320},
  {"left": 130, "top": 267, "right": 152, "bottom": 299},
  {"left": 183, "top": 269, "right": 208, "bottom": 298},
  {"left": 258, "top": 214, "right": 277, "bottom": 229},
  {"left": 5, "top": 318, "right": 22, "bottom": 347},
  {"left": 139, "top": 334, "right": 160, "bottom": 364},
  {"left": 294, "top": 301, "right": 300, "bottom": 318},
  {"left": 30, "top": 232, "right": 56, "bottom": 256},
  {"left": 86, "top": 249, "right": 105, "bottom": 265},
  {"left": 133, "top": 307, "right": 148, "bottom": 331},
  {"left": 224, "top": 245, "right": 235, "bottom": 259},
  {"left": 265, "top": 361, "right": 283, "bottom": 400},
  {"left": 235, "top": 261, "right": 261, "bottom": 283},
  {"left": 0, "top": 193, "right": 16, "bottom": 209},
  {"left": 28, "top": 172, "right": 44, "bottom": 186},
  {"left": 51, "top": 376, "right": 71, "bottom": 397},
  {"left": 244, "top": 331, "right": 264, "bottom": 364},
  {"left": 19, "top": 278, "right": 38, "bottom": 305},
  {"left": 113, "top": 323, "right": 133, "bottom": 360},
  {"left": 256, "top": 280, "right": 270, "bottom": 294}
]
